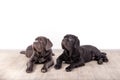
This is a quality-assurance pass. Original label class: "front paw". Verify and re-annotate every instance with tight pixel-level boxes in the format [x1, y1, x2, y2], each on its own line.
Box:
[54, 64, 61, 69]
[26, 67, 33, 73]
[65, 66, 72, 72]
[41, 67, 47, 73]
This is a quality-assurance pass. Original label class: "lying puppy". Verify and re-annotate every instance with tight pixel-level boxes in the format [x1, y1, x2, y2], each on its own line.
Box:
[20, 45, 33, 58]
[26, 36, 54, 73]
[54, 34, 108, 72]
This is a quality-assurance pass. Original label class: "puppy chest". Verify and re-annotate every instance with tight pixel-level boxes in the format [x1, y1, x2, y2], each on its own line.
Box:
[34, 54, 46, 63]
[38, 58, 46, 63]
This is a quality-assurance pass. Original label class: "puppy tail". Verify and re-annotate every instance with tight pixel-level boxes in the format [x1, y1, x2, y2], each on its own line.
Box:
[20, 51, 26, 54]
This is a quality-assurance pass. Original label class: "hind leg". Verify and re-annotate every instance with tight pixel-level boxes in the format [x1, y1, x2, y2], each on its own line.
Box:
[95, 52, 108, 64]
[101, 52, 109, 62]
[103, 56, 109, 62]
[93, 53, 104, 64]
[97, 58, 103, 64]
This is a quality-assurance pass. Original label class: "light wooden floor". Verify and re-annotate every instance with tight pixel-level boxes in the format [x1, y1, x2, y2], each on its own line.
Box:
[0, 49, 120, 80]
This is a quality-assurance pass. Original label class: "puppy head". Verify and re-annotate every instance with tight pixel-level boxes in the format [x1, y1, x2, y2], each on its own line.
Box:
[62, 34, 80, 50]
[33, 36, 53, 52]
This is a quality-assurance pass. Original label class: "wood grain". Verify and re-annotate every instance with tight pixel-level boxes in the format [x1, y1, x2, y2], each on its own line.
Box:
[0, 49, 120, 80]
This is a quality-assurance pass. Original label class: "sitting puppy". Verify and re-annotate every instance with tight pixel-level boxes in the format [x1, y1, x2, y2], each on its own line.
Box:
[54, 34, 108, 72]
[20, 45, 33, 58]
[26, 36, 54, 73]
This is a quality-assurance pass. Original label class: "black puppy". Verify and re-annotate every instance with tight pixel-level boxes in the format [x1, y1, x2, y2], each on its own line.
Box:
[54, 34, 108, 72]
[26, 36, 54, 73]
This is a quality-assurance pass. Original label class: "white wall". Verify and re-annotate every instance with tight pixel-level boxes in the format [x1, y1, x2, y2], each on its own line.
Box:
[0, 0, 120, 49]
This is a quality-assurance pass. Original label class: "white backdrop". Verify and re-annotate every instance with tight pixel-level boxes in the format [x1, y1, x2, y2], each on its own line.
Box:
[0, 0, 120, 49]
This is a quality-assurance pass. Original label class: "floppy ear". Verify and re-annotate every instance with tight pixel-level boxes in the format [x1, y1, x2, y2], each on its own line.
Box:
[74, 37, 80, 48]
[61, 43, 64, 49]
[45, 39, 53, 50]
[61, 40, 65, 49]
[26, 50, 33, 58]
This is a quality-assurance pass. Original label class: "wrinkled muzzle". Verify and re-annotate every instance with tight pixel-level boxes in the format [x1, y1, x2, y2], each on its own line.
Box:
[33, 42, 44, 52]
[62, 39, 73, 51]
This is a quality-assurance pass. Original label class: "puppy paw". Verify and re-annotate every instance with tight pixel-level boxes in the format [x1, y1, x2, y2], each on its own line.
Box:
[103, 58, 109, 62]
[26, 68, 33, 73]
[54, 64, 61, 69]
[41, 67, 47, 73]
[97, 59, 103, 64]
[65, 66, 72, 72]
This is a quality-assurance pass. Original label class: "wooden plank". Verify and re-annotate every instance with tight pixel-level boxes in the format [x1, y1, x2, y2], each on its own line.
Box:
[0, 49, 120, 80]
